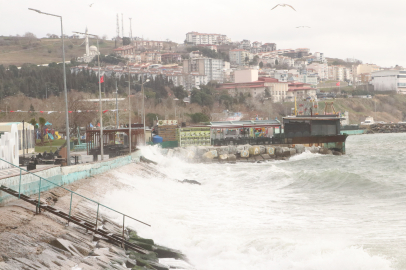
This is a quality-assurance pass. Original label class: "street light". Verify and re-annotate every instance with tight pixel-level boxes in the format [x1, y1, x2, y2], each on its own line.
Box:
[73, 31, 104, 160]
[29, 8, 71, 165]
[141, 76, 150, 145]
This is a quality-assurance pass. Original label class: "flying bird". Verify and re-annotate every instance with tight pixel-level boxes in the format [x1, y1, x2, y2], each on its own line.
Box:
[89, 3, 94, 7]
[271, 4, 296, 11]
[296, 26, 311, 28]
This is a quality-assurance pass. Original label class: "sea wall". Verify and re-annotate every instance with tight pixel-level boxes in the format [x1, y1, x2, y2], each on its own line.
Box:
[367, 123, 406, 134]
[0, 151, 143, 206]
[162, 144, 342, 164]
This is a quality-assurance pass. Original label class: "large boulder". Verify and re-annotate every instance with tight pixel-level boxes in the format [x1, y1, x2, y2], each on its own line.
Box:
[289, 148, 296, 156]
[219, 154, 228, 161]
[228, 145, 238, 155]
[202, 150, 217, 159]
[248, 146, 260, 156]
[217, 146, 229, 156]
[294, 144, 305, 154]
[305, 146, 319, 154]
[319, 148, 332, 155]
[197, 146, 209, 156]
[227, 154, 237, 162]
[275, 147, 291, 157]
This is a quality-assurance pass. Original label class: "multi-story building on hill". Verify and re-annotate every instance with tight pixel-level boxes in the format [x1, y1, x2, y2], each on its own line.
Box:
[185, 32, 230, 45]
[229, 49, 251, 66]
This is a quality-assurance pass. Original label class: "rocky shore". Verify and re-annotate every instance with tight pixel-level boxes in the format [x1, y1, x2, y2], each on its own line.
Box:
[161, 144, 342, 164]
[0, 163, 193, 270]
[367, 123, 406, 134]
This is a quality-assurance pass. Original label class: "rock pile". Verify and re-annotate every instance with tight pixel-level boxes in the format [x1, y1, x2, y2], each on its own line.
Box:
[164, 144, 341, 163]
[368, 123, 406, 134]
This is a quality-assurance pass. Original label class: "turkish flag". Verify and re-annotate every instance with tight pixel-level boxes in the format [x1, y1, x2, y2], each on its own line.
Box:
[100, 75, 104, 83]
[68, 111, 73, 113]
[336, 82, 340, 86]
[103, 110, 108, 113]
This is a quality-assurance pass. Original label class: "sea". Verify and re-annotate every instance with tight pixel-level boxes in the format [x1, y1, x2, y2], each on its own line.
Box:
[102, 133, 406, 270]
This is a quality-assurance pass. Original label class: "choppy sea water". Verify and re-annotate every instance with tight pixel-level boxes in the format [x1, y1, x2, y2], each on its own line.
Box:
[103, 133, 406, 270]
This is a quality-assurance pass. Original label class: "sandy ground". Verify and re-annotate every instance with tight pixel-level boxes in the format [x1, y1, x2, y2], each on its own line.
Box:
[0, 162, 149, 270]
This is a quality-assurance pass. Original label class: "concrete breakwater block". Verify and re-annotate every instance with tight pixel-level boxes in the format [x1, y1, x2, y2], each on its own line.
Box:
[240, 149, 249, 158]
[254, 155, 264, 161]
[217, 146, 229, 155]
[259, 145, 266, 154]
[248, 146, 260, 156]
[275, 147, 290, 157]
[197, 146, 209, 156]
[266, 146, 275, 156]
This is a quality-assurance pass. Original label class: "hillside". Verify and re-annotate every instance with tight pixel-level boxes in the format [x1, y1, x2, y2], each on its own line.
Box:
[0, 36, 116, 67]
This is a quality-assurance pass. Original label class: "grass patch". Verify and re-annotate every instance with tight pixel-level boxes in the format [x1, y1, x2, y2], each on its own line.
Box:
[35, 139, 66, 153]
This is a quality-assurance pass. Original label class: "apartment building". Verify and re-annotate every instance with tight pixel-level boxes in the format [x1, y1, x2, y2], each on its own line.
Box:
[183, 58, 224, 83]
[371, 70, 406, 94]
[140, 51, 161, 63]
[307, 62, 328, 80]
[185, 32, 230, 45]
[229, 49, 251, 66]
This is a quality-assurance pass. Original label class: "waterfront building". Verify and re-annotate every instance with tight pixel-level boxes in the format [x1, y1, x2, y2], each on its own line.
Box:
[371, 70, 406, 94]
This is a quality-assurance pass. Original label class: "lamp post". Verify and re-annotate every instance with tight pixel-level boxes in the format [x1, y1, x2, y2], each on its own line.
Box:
[136, 76, 150, 145]
[73, 31, 104, 160]
[29, 8, 71, 165]
[128, 62, 131, 154]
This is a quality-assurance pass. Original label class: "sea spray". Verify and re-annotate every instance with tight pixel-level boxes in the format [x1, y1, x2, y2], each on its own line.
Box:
[102, 134, 406, 269]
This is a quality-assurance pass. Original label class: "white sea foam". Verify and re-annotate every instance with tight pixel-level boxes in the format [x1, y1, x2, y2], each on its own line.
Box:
[102, 135, 405, 269]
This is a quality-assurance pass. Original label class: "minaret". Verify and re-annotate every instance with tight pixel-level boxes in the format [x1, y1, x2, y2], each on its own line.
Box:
[85, 27, 90, 57]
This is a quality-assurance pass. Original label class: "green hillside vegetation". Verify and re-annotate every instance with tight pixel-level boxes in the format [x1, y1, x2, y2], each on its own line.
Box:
[0, 35, 116, 67]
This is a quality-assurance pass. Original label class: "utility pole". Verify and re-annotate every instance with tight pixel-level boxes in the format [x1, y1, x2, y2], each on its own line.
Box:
[116, 14, 120, 48]
[116, 81, 119, 129]
[128, 62, 132, 154]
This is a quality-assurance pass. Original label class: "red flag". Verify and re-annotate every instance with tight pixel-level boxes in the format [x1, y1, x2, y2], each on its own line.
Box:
[103, 110, 108, 113]
[40, 111, 44, 113]
[100, 75, 104, 83]
[97, 123, 100, 127]
[68, 111, 73, 113]
[336, 82, 340, 86]
[9, 110, 14, 113]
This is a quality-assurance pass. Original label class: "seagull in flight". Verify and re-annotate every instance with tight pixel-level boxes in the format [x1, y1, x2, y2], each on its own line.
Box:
[89, 3, 94, 7]
[296, 26, 311, 28]
[271, 4, 296, 11]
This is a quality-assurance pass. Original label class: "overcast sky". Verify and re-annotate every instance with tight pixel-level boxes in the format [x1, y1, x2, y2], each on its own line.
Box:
[2, 0, 406, 67]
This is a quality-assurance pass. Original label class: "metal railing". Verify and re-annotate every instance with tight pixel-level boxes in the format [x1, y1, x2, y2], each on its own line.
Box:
[0, 158, 150, 236]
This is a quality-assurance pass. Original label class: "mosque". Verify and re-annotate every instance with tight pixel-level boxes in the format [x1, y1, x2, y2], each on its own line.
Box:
[77, 28, 100, 63]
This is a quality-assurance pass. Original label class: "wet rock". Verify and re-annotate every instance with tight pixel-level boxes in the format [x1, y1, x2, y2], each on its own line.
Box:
[227, 154, 237, 163]
[228, 145, 238, 155]
[319, 148, 332, 155]
[295, 144, 305, 154]
[179, 179, 201, 185]
[261, 154, 271, 160]
[254, 155, 264, 161]
[217, 146, 229, 156]
[333, 151, 342, 156]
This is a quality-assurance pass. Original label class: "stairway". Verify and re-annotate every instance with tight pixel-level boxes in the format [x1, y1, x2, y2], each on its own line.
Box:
[0, 185, 150, 255]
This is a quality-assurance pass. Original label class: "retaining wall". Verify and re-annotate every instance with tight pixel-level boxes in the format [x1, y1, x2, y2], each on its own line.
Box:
[0, 151, 142, 206]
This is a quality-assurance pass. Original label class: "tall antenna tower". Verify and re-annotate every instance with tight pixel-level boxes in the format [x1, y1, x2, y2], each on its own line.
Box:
[116, 14, 120, 48]
[116, 14, 120, 38]
[121, 13, 124, 38]
[129, 18, 133, 40]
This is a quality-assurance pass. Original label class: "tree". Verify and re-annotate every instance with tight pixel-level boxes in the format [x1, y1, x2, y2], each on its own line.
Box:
[245, 56, 249, 65]
[123, 37, 131, 46]
[259, 61, 264, 69]
[275, 59, 279, 65]
[39, 117, 46, 144]
[172, 86, 188, 100]
[188, 112, 210, 123]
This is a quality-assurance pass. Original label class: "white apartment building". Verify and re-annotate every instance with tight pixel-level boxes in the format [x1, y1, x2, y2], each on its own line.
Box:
[185, 32, 230, 45]
[183, 58, 224, 83]
[229, 49, 251, 66]
[307, 62, 328, 80]
[371, 70, 406, 94]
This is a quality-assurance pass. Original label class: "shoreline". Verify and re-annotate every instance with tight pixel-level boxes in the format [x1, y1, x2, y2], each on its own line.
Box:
[0, 162, 193, 270]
